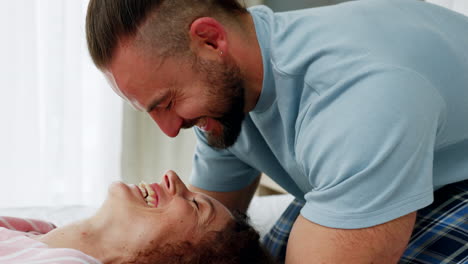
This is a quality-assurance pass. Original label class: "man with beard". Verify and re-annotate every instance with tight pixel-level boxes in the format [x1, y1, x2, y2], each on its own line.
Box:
[86, 0, 468, 263]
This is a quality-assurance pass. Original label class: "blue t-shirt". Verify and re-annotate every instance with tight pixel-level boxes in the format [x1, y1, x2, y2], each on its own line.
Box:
[190, 0, 468, 229]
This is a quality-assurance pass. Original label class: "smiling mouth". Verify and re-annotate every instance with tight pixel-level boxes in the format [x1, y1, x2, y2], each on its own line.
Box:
[196, 117, 217, 132]
[138, 182, 158, 207]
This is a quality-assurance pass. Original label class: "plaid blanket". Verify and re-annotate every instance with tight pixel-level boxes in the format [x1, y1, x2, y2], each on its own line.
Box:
[262, 180, 468, 263]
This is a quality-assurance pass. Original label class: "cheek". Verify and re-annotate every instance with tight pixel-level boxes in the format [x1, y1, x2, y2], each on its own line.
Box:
[158, 206, 199, 236]
[177, 97, 211, 119]
[131, 202, 200, 250]
[136, 218, 193, 249]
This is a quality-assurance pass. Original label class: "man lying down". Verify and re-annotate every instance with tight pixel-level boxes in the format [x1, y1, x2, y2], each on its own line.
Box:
[0, 171, 274, 264]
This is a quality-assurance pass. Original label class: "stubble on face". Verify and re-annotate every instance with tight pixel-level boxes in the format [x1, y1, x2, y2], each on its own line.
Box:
[193, 57, 246, 149]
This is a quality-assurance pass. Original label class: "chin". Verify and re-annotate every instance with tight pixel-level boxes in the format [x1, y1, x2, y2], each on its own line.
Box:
[103, 182, 137, 209]
[107, 181, 128, 199]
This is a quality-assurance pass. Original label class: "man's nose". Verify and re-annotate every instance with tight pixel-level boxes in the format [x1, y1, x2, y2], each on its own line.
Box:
[149, 110, 183, 137]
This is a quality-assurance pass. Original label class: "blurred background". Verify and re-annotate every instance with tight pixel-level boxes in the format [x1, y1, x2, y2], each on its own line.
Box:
[1, 0, 466, 208]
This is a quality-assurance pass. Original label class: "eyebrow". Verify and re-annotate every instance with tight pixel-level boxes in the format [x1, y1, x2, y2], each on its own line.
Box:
[146, 92, 170, 113]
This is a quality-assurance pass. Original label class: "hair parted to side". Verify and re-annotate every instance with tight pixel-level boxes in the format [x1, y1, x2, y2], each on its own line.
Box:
[86, 0, 248, 70]
[126, 211, 276, 264]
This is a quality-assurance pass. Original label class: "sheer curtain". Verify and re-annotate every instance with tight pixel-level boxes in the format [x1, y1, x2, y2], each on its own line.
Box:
[0, 0, 122, 208]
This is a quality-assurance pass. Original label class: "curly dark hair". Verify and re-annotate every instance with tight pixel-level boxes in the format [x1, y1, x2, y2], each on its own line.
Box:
[124, 211, 276, 264]
[86, 0, 248, 70]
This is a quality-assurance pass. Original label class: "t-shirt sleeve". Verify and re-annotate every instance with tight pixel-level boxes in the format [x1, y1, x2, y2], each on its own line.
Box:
[296, 68, 446, 229]
[190, 128, 260, 192]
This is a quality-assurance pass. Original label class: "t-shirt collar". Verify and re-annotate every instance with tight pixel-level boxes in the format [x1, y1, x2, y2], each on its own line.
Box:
[249, 6, 276, 114]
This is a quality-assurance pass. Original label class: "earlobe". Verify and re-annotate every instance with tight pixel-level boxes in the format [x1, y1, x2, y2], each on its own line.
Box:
[189, 17, 227, 56]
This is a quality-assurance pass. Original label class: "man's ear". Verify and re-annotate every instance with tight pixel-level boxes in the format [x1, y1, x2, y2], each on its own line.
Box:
[189, 17, 227, 59]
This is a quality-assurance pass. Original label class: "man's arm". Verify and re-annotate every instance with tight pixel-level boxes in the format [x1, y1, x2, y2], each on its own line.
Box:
[189, 174, 261, 213]
[286, 212, 416, 263]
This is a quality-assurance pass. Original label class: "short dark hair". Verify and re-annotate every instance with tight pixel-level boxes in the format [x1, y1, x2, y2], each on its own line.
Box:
[126, 211, 276, 264]
[86, 0, 247, 70]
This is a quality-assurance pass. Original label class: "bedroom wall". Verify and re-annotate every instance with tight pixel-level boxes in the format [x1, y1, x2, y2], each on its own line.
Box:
[426, 0, 468, 14]
[263, 0, 351, 11]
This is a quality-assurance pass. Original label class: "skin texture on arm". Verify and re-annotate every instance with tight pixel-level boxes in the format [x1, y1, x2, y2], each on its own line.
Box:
[189, 174, 261, 213]
[286, 212, 417, 264]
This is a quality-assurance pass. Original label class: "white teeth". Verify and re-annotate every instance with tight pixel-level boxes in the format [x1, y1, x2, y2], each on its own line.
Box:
[196, 118, 207, 130]
[138, 181, 157, 207]
[146, 195, 156, 202]
[138, 183, 148, 198]
[144, 183, 155, 196]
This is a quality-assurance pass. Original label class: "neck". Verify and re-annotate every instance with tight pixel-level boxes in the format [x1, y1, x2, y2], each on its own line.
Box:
[36, 217, 123, 263]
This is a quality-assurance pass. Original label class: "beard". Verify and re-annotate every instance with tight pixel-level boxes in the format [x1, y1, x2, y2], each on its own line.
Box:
[193, 57, 246, 149]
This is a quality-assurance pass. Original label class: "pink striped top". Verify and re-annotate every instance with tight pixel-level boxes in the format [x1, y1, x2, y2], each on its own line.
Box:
[0, 216, 101, 264]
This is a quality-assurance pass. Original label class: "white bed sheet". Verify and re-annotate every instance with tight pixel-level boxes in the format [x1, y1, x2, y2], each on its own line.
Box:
[0, 194, 294, 239]
[247, 194, 294, 238]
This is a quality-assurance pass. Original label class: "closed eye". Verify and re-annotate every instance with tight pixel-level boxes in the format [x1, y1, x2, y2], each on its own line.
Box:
[192, 198, 199, 209]
[165, 100, 173, 110]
